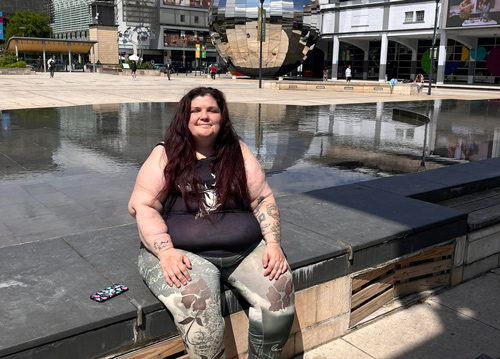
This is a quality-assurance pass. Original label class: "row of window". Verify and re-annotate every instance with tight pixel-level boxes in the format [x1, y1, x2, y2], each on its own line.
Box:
[179, 14, 199, 23]
[405, 10, 425, 23]
[54, 30, 89, 39]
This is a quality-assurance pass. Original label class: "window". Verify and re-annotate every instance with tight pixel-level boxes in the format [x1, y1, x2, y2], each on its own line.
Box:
[180, 14, 185, 22]
[194, 15, 199, 23]
[416, 10, 424, 22]
[405, 11, 413, 23]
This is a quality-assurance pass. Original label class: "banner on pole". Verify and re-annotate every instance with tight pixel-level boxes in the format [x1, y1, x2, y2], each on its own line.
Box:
[0, 12, 3, 41]
[257, 8, 266, 42]
[195, 44, 200, 58]
[201, 45, 206, 58]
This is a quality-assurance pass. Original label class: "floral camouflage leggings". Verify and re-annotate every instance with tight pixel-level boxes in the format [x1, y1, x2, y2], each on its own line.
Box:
[138, 240, 295, 359]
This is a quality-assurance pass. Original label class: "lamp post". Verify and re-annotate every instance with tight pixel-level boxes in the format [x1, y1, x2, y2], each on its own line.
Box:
[258, 0, 264, 89]
[427, 0, 440, 96]
[95, 12, 100, 64]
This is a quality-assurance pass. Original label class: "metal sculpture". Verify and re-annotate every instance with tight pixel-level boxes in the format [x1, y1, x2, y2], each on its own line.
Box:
[209, 0, 320, 77]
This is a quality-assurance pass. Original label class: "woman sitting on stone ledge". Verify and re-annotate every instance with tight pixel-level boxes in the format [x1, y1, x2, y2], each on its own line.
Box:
[128, 87, 295, 359]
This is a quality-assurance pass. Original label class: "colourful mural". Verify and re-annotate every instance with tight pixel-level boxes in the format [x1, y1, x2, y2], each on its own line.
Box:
[421, 45, 500, 77]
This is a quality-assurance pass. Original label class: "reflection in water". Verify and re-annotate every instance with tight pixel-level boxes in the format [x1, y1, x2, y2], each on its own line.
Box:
[1, 100, 500, 195]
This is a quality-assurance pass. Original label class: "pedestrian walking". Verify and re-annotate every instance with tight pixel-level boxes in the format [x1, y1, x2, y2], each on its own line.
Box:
[345, 65, 352, 82]
[37, 56, 42, 72]
[211, 64, 217, 80]
[47, 57, 55, 78]
[166, 61, 172, 80]
[131, 61, 137, 80]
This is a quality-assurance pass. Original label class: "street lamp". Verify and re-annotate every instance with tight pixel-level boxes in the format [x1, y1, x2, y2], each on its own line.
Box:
[258, 0, 264, 89]
[95, 12, 100, 63]
[427, 0, 440, 96]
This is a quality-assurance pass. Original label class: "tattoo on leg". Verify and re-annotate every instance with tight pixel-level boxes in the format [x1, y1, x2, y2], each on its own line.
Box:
[154, 239, 170, 252]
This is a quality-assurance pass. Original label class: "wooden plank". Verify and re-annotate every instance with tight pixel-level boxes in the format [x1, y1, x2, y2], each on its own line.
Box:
[394, 274, 450, 297]
[351, 273, 394, 309]
[352, 263, 394, 292]
[398, 245, 454, 266]
[394, 259, 452, 282]
[398, 261, 410, 284]
[116, 336, 185, 359]
[349, 288, 394, 327]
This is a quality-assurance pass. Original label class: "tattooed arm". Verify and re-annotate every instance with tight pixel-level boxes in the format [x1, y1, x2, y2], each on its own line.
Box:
[241, 141, 287, 280]
[128, 145, 192, 288]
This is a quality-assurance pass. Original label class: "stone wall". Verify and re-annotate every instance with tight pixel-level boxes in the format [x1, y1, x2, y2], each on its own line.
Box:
[89, 25, 119, 65]
[0, 67, 33, 75]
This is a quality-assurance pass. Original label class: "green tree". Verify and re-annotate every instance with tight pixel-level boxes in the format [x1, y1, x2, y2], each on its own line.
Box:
[4, 9, 52, 41]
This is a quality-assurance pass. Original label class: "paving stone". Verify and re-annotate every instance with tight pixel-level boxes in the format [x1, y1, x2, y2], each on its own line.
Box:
[20, 183, 59, 196]
[342, 300, 500, 359]
[5, 214, 71, 241]
[303, 338, 373, 359]
[359, 175, 447, 198]
[445, 161, 500, 181]
[61, 225, 161, 312]
[0, 239, 136, 357]
[277, 191, 412, 251]
[280, 221, 348, 269]
[0, 200, 53, 221]
[430, 272, 500, 331]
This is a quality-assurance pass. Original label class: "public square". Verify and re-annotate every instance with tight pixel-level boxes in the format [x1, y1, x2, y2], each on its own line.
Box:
[1, 72, 500, 359]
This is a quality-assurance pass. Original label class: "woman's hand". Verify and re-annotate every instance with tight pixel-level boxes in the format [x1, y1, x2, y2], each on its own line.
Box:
[262, 242, 288, 280]
[157, 248, 192, 288]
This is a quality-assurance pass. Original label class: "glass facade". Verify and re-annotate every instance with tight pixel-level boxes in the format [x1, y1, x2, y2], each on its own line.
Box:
[0, 0, 51, 17]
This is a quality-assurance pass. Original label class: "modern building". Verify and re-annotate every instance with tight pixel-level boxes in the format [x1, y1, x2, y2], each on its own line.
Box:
[0, 0, 51, 17]
[48, 0, 117, 64]
[312, 0, 500, 84]
[117, 0, 217, 69]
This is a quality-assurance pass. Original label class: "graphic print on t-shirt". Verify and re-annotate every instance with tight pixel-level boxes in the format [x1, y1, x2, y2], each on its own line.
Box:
[195, 173, 219, 219]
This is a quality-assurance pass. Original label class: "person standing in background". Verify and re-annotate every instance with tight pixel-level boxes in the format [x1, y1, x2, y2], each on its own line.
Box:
[47, 57, 55, 78]
[166, 61, 172, 80]
[345, 65, 352, 82]
[131, 61, 137, 80]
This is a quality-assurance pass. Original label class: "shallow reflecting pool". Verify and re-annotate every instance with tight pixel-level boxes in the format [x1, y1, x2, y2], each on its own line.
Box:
[2, 99, 500, 196]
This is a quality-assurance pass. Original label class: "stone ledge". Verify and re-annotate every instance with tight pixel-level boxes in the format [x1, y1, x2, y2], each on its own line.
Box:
[264, 80, 419, 95]
[8, 159, 500, 358]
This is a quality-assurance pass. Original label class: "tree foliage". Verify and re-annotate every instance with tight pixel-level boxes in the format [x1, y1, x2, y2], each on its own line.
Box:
[4, 9, 52, 41]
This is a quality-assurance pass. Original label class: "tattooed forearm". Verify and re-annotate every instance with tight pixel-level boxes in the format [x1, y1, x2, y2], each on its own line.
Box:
[253, 196, 281, 244]
[253, 196, 266, 215]
[266, 203, 280, 221]
[270, 223, 281, 243]
[154, 238, 171, 252]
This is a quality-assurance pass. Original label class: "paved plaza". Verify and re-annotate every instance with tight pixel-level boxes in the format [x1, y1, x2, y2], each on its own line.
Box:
[1, 71, 500, 111]
[1, 72, 500, 359]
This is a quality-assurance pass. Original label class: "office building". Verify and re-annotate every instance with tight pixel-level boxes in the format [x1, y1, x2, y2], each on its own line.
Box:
[313, 0, 500, 84]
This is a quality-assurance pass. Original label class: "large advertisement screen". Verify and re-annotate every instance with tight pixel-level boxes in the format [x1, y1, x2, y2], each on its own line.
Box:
[163, 0, 210, 8]
[447, 0, 500, 27]
[163, 30, 213, 48]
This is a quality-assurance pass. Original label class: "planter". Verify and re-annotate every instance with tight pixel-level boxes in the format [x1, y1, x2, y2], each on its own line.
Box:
[0, 67, 33, 75]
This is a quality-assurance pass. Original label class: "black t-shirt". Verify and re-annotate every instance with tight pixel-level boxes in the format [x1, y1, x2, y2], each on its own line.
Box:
[161, 154, 262, 257]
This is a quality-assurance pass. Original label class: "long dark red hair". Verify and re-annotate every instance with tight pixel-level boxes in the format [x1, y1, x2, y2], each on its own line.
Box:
[158, 87, 250, 215]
